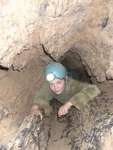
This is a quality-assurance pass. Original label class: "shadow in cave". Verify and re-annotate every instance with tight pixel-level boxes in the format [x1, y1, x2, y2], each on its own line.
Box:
[0, 65, 8, 71]
[41, 45, 91, 83]
[60, 48, 91, 83]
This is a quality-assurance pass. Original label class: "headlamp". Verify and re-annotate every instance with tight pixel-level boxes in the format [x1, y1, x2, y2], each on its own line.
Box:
[46, 73, 55, 82]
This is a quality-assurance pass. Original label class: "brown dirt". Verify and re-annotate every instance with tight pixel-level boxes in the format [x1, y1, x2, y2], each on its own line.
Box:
[48, 115, 71, 150]
[0, 57, 45, 146]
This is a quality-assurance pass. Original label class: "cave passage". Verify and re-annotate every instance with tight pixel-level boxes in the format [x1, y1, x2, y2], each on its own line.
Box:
[0, 0, 113, 149]
[60, 48, 91, 83]
[0, 47, 113, 150]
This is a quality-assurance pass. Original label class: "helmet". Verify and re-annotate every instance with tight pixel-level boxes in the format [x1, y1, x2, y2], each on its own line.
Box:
[45, 62, 67, 82]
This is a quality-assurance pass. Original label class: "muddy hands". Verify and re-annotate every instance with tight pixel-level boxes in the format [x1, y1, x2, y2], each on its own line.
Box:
[58, 101, 73, 117]
[30, 104, 44, 120]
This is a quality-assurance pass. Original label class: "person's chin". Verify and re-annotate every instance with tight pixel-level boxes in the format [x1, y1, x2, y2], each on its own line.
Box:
[55, 89, 64, 94]
[55, 91, 62, 95]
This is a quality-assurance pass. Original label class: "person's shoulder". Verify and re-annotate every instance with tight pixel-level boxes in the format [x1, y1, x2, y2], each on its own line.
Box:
[66, 77, 80, 90]
[67, 77, 81, 84]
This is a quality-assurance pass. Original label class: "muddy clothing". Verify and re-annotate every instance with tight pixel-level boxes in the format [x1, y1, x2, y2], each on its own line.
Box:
[33, 78, 100, 115]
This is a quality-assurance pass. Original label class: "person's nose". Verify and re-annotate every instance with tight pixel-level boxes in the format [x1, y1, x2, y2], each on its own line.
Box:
[54, 84, 59, 91]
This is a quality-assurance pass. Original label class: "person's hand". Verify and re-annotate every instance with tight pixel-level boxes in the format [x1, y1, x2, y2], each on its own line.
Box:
[58, 101, 73, 117]
[30, 104, 43, 120]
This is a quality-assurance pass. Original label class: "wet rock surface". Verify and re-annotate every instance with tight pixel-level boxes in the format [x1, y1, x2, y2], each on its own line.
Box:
[0, 115, 50, 150]
[12, 116, 50, 150]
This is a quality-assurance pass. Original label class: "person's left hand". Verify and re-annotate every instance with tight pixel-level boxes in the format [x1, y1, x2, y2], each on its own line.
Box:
[58, 101, 73, 117]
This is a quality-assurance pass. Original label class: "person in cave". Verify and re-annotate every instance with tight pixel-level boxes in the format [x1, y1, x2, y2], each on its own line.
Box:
[30, 62, 101, 119]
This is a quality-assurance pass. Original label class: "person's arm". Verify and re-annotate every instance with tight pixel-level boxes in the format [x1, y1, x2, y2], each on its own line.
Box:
[32, 81, 53, 116]
[69, 82, 101, 110]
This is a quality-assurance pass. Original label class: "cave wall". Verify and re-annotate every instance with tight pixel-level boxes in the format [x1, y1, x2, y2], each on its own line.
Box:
[0, 0, 113, 82]
[0, 0, 113, 148]
[0, 48, 45, 146]
[43, 0, 113, 82]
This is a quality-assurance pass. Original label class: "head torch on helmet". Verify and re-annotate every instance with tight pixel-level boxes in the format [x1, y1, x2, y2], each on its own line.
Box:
[46, 73, 55, 82]
[45, 62, 67, 82]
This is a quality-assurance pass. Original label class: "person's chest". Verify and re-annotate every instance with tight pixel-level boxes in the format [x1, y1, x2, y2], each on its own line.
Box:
[51, 84, 75, 103]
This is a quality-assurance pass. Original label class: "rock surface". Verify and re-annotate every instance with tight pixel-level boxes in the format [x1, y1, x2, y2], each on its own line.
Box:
[0, 47, 46, 148]
[0, 0, 113, 150]
[0, 0, 113, 81]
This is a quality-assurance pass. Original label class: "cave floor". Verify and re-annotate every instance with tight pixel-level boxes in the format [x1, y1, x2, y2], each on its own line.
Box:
[48, 114, 71, 150]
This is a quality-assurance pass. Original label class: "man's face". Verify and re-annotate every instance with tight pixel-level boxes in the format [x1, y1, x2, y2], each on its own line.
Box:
[49, 78, 65, 94]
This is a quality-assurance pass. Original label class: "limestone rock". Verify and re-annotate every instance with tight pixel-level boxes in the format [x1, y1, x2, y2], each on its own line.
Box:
[0, 115, 50, 150]
[0, 0, 113, 81]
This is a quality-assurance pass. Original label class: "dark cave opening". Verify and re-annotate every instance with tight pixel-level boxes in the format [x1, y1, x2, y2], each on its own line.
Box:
[41, 45, 91, 83]
[59, 48, 91, 83]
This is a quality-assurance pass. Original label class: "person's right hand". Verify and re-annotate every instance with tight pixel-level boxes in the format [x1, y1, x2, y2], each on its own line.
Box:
[30, 104, 43, 120]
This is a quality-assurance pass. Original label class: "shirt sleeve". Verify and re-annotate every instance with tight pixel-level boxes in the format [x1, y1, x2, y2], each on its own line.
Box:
[69, 81, 101, 110]
[33, 81, 53, 115]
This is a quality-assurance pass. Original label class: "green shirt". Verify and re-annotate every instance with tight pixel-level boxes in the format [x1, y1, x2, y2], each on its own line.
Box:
[33, 77, 101, 115]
